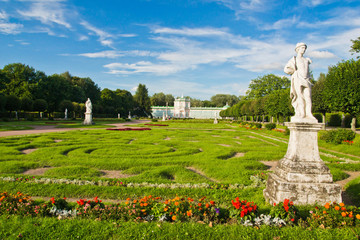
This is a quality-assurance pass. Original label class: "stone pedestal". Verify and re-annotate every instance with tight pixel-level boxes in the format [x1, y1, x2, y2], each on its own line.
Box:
[263, 122, 342, 205]
[83, 112, 93, 125]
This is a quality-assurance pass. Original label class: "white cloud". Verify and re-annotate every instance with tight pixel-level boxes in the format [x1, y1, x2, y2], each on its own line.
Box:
[153, 27, 229, 37]
[78, 50, 157, 59]
[104, 61, 184, 75]
[17, 1, 71, 28]
[0, 10, 23, 34]
[80, 21, 114, 48]
[79, 51, 124, 59]
[209, 0, 274, 17]
[79, 35, 89, 41]
[261, 16, 299, 30]
[307, 50, 336, 59]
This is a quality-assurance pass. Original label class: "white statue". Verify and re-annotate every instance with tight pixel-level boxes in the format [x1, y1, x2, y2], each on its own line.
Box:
[284, 43, 317, 122]
[85, 98, 92, 114]
[65, 108, 68, 120]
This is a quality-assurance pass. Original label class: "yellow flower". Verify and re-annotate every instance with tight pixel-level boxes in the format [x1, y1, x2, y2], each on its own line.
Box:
[172, 215, 176, 221]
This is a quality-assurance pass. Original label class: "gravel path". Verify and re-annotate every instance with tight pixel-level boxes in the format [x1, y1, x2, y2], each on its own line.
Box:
[0, 120, 150, 137]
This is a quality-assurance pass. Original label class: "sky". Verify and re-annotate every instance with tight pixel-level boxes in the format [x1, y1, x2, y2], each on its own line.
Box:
[1, 0, 360, 100]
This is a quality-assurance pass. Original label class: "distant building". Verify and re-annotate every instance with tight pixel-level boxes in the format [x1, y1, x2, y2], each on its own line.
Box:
[151, 96, 230, 119]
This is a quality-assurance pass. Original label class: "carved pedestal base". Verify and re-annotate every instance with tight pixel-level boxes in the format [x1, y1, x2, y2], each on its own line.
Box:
[263, 122, 342, 205]
[83, 113, 93, 125]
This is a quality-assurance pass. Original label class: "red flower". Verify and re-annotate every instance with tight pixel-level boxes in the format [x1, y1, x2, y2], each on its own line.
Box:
[50, 197, 55, 204]
[291, 218, 295, 222]
[240, 211, 245, 218]
[284, 206, 289, 212]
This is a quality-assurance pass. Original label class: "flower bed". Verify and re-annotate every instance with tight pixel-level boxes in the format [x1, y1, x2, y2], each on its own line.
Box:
[106, 128, 151, 131]
[0, 175, 265, 190]
[2, 192, 360, 228]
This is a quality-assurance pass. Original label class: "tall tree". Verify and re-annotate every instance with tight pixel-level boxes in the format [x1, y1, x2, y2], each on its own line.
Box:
[133, 84, 151, 117]
[350, 37, 360, 59]
[165, 94, 175, 106]
[312, 73, 330, 125]
[210, 94, 239, 107]
[33, 99, 47, 117]
[246, 74, 290, 100]
[323, 59, 360, 131]
[265, 89, 293, 124]
[1, 63, 46, 99]
[150, 92, 166, 106]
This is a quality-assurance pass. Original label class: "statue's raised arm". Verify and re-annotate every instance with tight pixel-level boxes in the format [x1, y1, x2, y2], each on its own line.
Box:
[284, 43, 317, 123]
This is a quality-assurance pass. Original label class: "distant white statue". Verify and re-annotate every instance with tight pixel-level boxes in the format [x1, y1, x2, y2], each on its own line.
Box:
[83, 98, 93, 125]
[85, 98, 92, 114]
[65, 108, 68, 120]
[284, 43, 317, 122]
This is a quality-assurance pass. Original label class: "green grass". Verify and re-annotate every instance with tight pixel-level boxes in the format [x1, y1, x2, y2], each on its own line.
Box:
[1, 119, 360, 238]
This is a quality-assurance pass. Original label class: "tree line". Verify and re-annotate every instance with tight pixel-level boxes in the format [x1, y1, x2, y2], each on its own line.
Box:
[220, 37, 360, 132]
[0, 63, 240, 119]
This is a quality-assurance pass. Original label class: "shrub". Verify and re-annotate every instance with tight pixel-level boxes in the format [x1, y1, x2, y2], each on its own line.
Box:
[265, 123, 276, 130]
[328, 113, 342, 127]
[320, 129, 356, 144]
[344, 114, 352, 128]
[254, 123, 262, 129]
[313, 113, 322, 123]
[151, 119, 158, 122]
[284, 127, 290, 136]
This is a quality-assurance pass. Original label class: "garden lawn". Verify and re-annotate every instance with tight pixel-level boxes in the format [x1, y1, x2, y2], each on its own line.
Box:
[1, 120, 360, 238]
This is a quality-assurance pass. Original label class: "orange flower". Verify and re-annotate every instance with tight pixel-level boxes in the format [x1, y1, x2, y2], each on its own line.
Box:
[203, 213, 207, 216]
[334, 206, 340, 211]
[176, 208, 179, 212]
[356, 214, 360, 220]
[349, 213, 353, 218]
[341, 207, 346, 211]
[323, 211, 327, 214]
[19, 199, 23, 203]
[198, 203, 202, 207]
[205, 203, 210, 208]
[172, 215, 176, 221]
[140, 203, 144, 207]
[133, 200, 137, 204]
[125, 201, 129, 205]
[339, 203, 345, 207]
[164, 200, 169, 205]
[186, 210, 192, 217]
[143, 203, 148, 207]
[341, 212, 347, 217]
[210, 201, 215, 205]
[141, 209, 146, 212]
[163, 207, 168, 212]
[0, 196, 5, 201]
[324, 203, 330, 209]
[126, 198, 131, 201]
[174, 202, 179, 206]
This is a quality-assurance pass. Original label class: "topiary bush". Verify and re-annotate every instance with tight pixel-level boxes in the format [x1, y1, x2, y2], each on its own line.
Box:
[265, 123, 276, 130]
[328, 113, 341, 127]
[313, 113, 322, 123]
[320, 128, 356, 144]
[254, 123, 262, 129]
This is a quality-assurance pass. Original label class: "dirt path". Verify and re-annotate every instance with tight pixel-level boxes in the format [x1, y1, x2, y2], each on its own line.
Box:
[0, 120, 150, 137]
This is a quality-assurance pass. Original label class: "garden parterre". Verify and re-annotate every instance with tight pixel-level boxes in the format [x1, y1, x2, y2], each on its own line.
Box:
[1, 120, 360, 238]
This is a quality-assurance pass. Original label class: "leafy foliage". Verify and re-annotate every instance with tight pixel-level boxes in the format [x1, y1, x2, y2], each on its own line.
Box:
[320, 128, 356, 144]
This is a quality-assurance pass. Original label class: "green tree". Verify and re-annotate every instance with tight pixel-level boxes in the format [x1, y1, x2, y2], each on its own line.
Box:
[151, 92, 166, 106]
[312, 73, 330, 125]
[265, 89, 293, 124]
[210, 94, 239, 107]
[246, 74, 290, 99]
[165, 94, 175, 106]
[5, 95, 21, 117]
[59, 100, 74, 112]
[133, 84, 151, 117]
[20, 96, 33, 119]
[0, 94, 6, 112]
[1, 63, 46, 99]
[190, 98, 202, 107]
[36, 74, 73, 114]
[33, 99, 48, 117]
[350, 37, 360, 59]
[324, 59, 360, 131]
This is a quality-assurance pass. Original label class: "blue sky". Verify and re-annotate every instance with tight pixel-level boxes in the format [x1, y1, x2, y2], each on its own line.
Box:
[1, 0, 359, 100]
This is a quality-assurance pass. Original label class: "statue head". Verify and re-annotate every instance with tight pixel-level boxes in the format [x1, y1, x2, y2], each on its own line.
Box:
[295, 42, 307, 53]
